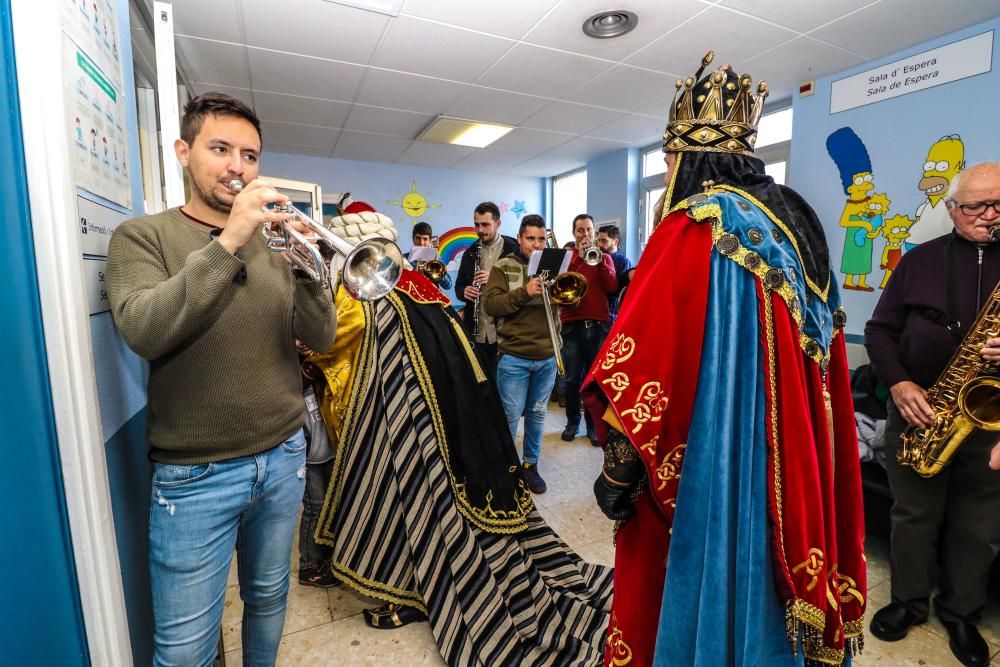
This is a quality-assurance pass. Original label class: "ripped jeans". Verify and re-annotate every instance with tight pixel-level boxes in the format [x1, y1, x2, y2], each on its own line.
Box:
[149, 429, 307, 667]
[496, 354, 558, 465]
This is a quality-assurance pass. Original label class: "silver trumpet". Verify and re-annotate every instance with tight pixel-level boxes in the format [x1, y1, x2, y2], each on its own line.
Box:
[229, 179, 403, 300]
[581, 243, 603, 266]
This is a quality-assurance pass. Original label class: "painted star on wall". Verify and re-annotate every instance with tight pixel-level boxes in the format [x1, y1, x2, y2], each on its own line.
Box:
[510, 200, 526, 219]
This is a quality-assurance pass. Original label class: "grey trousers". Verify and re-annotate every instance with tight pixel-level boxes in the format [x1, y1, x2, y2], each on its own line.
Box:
[884, 399, 1000, 622]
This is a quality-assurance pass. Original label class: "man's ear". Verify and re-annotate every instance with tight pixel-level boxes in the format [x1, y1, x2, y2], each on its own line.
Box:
[175, 138, 190, 168]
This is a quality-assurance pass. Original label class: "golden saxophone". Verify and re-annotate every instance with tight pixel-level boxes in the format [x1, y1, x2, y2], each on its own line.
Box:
[898, 271, 1000, 477]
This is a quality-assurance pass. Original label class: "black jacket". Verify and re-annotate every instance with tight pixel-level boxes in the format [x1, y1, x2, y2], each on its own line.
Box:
[865, 232, 1000, 389]
[455, 235, 518, 306]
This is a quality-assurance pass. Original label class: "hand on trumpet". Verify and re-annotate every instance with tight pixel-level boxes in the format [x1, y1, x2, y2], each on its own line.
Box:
[219, 179, 291, 254]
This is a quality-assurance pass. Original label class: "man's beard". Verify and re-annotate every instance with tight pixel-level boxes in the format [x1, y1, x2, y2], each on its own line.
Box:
[191, 176, 233, 214]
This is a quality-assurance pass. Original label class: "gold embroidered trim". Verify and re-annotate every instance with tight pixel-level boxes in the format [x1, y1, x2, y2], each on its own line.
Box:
[689, 202, 722, 222]
[600, 333, 636, 370]
[714, 184, 830, 303]
[663, 151, 683, 213]
[601, 371, 630, 402]
[606, 612, 633, 666]
[387, 293, 532, 534]
[711, 221, 830, 365]
[655, 444, 685, 491]
[329, 559, 426, 613]
[446, 312, 486, 383]
[314, 301, 377, 548]
[843, 618, 864, 638]
[763, 295, 788, 588]
[620, 381, 669, 434]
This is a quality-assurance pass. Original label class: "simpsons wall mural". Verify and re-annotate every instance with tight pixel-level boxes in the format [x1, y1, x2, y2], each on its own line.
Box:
[825, 128, 966, 292]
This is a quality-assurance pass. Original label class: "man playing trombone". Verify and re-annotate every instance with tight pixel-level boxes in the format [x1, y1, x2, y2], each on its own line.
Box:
[561, 213, 617, 446]
[410, 221, 452, 289]
[484, 214, 559, 494]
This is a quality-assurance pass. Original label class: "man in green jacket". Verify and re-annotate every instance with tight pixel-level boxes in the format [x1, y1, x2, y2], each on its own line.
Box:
[106, 93, 336, 667]
[484, 214, 557, 493]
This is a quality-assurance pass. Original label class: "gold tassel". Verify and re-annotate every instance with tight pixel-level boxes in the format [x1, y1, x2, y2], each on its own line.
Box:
[449, 316, 487, 384]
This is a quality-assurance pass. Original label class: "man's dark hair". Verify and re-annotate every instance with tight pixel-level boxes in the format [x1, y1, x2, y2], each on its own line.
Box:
[181, 93, 262, 145]
[572, 213, 594, 231]
[412, 222, 433, 239]
[599, 225, 621, 240]
[474, 202, 501, 220]
[519, 214, 545, 236]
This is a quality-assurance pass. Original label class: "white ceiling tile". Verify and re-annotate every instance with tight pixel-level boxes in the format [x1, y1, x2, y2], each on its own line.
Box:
[740, 36, 866, 104]
[328, 148, 396, 164]
[355, 69, 467, 114]
[260, 121, 341, 147]
[564, 65, 678, 111]
[444, 86, 552, 125]
[453, 148, 536, 173]
[345, 105, 434, 138]
[523, 0, 709, 62]
[400, 0, 562, 40]
[190, 83, 254, 104]
[175, 37, 251, 89]
[247, 48, 366, 101]
[585, 113, 663, 144]
[545, 135, 629, 161]
[263, 142, 334, 158]
[171, 0, 242, 42]
[476, 44, 614, 98]
[520, 101, 624, 135]
[252, 91, 352, 127]
[334, 130, 413, 158]
[396, 141, 477, 168]
[810, 0, 1000, 59]
[716, 0, 877, 33]
[488, 127, 572, 153]
[626, 6, 798, 72]
[633, 95, 672, 118]
[371, 16, 513, 82]
[241, 0, 389, 63]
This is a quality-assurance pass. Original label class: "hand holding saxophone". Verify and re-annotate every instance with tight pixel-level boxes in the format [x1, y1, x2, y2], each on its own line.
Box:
[891, 380, 936, 429]
[219, 179, 290, 254]
[980, 334, 1000, 363]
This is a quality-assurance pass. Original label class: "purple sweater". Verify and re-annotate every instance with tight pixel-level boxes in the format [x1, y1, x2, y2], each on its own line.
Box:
[864, 232, 1000, 389]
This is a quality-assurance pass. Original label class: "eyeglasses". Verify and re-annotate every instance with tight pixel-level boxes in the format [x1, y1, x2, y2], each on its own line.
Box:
[951, 200, 1000, 216]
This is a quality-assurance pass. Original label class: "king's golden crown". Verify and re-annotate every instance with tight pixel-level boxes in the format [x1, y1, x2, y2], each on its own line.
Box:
[662, 51, 769, 155]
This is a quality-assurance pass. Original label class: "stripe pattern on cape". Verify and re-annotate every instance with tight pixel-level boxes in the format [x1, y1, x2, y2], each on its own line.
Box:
[316, 296, 613, 666]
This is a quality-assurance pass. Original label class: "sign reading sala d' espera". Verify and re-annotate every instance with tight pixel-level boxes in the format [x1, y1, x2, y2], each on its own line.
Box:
[830, 30, 993, 114]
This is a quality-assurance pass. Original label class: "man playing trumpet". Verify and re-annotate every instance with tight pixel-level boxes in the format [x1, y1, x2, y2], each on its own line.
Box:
[561, 214, 617, 446]
[484, 214, 559, 494]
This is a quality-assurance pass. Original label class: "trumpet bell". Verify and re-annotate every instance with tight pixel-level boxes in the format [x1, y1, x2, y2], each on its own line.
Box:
[342, 239, 404, 300]
[582, 246, 603, 266]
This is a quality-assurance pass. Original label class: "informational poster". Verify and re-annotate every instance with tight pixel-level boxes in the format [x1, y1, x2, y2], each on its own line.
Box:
[61, 0, 131, 208]
[77, 195, 126, 315]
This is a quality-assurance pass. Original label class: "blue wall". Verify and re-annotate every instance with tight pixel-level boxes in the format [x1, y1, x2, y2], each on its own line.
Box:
[0, 0, 90, 662]
[790, 18, 1000, 338]
[262, 152, 544, 302]
[585, 147, 640, 263]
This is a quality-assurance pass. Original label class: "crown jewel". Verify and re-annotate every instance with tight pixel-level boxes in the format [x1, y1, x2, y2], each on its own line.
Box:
[662, 51, 769, 155]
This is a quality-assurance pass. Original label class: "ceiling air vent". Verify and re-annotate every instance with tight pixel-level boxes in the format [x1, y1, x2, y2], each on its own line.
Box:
[582, 10, 638, 39]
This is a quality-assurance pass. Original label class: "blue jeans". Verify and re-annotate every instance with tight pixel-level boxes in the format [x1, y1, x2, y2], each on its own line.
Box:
[562, 320, 610, 432]
[496, 354, 557, 465]
[149, 429, 307, 667]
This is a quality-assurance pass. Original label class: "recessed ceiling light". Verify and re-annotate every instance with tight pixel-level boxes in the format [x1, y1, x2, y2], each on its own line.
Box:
[582, 10, 638, 39]
[417, 117, 514, 149]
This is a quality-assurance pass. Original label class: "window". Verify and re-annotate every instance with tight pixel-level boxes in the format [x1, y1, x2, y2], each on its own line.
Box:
[639, 145, 668, 248]
[765, 161, 787, 185]
[756, 108, 793, 149]
[552, 169, 587, 247]
[642, 147, 666, 178]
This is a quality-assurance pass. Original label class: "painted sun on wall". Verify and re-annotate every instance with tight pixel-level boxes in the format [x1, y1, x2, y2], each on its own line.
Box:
[387, 181, 441, 222]
[826, 127, 964, 291]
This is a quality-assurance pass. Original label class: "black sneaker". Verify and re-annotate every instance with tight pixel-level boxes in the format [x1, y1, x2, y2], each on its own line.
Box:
[298, 561, 339, 588]
[561, 424, 579, 441]
[522, 463, 547, 494]
[587, 429, 602, 447]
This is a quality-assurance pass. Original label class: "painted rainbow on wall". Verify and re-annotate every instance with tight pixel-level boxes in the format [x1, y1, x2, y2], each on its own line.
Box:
[438, 227, 478, 264]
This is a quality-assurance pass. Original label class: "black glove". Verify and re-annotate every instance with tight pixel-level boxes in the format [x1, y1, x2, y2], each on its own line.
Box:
[593, 427, 642, 521]
[594, 474, 636, 521]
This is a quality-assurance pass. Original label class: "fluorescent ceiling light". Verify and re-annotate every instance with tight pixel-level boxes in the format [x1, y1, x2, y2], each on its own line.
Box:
[417, 116, 514, 149]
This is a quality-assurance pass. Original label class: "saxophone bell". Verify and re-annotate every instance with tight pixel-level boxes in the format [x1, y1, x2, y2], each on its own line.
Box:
[989, 225, 1000, 242]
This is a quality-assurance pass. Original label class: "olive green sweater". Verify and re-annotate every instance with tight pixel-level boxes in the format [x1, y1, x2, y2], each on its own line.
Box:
[483, 254, 558, 360]
[106, 208, 336, 464]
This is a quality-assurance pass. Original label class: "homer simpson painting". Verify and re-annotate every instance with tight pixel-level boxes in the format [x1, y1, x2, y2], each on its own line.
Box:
[827, 127, 883, 291]
[907, 135, 964, 247]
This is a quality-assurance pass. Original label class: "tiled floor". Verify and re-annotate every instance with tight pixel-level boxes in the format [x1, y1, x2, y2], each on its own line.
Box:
[222, 405, 1000, 666]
